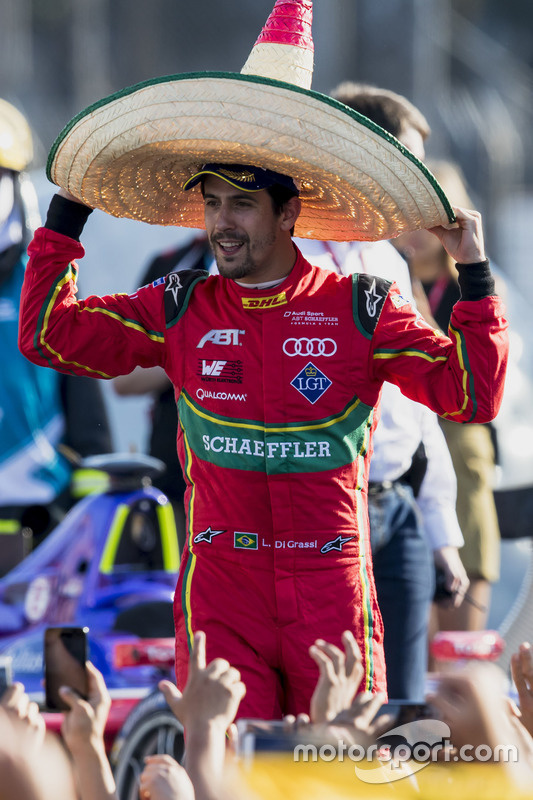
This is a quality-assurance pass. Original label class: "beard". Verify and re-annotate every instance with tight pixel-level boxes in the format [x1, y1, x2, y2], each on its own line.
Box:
[210, 229, 277, 281]
[214, 240, 253, 279]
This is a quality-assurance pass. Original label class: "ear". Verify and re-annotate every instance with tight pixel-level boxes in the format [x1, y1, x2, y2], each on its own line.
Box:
[279, 195, 302, 232]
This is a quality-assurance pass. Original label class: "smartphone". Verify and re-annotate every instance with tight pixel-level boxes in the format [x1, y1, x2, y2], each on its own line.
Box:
[236, 719, 296, 757]
[44, 626, 89, 712]
[374, 699, 433, 726]
[0, 655, 13, 698]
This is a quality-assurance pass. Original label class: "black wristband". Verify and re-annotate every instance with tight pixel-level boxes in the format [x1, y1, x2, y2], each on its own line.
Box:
[455, 259, 495, 301]
[45, 194, 93, 241]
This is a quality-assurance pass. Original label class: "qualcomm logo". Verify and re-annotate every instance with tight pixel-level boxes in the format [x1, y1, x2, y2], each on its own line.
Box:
[197, 329, 245, 348]
[283, 338, 337, 357]
[196, 388, 247, 402]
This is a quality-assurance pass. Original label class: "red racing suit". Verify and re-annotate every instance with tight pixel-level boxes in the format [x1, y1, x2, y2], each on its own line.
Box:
[19, 205, 508, 718]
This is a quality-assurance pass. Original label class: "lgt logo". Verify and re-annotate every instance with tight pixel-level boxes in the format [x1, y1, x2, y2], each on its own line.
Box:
[197, 329, 245, 348]
[291, 361, 332, 404]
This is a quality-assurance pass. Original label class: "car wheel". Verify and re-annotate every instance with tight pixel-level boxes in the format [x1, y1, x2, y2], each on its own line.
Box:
[110, 690, 184, 800]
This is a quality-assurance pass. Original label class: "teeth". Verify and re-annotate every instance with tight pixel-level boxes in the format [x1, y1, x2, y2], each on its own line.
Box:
[219, 241, 242, 247]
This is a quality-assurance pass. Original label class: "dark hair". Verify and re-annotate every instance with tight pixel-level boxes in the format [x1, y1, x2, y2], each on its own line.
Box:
[267, 184, 299, 235]
[330, 81, 431, 141]
[267, 183, 298, 212]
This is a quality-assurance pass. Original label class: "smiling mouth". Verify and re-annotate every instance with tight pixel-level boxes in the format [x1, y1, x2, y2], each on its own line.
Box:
[215, 239, 245, 256]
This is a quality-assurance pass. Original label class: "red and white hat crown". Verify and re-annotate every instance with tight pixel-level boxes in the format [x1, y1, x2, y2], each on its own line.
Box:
[47, 0, 455, 240]
[241, 0, 314, 90]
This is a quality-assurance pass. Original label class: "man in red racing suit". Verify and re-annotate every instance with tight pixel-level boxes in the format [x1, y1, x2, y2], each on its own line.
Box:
[18, 174, 508, 719]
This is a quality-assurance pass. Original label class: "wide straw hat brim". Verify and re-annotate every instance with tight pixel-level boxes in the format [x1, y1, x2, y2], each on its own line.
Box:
[47, 72, 454, 241]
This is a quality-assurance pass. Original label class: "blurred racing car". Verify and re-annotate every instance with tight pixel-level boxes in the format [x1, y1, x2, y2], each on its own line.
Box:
[0, 453, 180, 753]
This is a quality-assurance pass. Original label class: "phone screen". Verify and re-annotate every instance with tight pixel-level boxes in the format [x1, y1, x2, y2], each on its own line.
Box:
[44, 627, 89, 712]
[374, 700, 433, 726]
[236, 719, 297, 758]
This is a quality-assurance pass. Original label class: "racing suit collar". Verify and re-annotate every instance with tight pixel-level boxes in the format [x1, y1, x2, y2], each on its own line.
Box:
[227, 245, 312, 305]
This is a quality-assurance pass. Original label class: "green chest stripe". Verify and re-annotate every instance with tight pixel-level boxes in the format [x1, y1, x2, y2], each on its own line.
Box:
[177, 392, 373, 474]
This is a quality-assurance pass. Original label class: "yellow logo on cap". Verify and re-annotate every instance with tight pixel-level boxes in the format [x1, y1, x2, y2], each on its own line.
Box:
[219, 168, 256, 183]
[241, 292, 287, 310]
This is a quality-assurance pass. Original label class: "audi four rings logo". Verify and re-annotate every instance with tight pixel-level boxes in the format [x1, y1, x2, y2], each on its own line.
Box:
[283, 338, 338, 357]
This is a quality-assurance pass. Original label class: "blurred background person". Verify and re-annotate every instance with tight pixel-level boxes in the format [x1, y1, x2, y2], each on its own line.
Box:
[298, 82, 468, 702]
[395, 159, 502, 632]
[0, 99, 112, 576]
[113, 231, 212, 554]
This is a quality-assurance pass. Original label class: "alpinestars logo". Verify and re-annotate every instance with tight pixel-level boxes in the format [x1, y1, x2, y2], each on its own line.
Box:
[165, 272, 183, 304]
[193, 527, 225, 544]
[321, 535, 356, 554]
[365, 279, 383, 317]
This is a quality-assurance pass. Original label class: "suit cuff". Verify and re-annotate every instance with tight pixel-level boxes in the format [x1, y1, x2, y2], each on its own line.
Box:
[44, 194, 93, 241]
[456, 259, 495, 300]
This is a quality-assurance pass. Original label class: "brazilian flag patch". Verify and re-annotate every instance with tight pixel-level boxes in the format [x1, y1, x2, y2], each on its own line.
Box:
[234, 532, 258, 550]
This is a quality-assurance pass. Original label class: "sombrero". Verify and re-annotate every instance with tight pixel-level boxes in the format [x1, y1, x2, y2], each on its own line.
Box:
[46, 0, 454, 241]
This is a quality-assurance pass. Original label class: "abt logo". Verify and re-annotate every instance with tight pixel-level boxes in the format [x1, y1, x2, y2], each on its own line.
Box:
[201, 360, 227, 376]
[197, 329, 245, 348]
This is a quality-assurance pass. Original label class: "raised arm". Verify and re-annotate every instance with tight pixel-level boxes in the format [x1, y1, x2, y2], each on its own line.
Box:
[59, 662, 117, 800]
[369, 209, 507, 423]
[19, 194, 168, 380]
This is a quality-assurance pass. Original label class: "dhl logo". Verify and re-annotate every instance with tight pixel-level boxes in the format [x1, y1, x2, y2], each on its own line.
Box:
[241, 292, 287, 310]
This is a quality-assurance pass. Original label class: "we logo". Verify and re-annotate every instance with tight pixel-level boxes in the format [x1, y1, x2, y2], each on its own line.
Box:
[201, 360, 227, 376]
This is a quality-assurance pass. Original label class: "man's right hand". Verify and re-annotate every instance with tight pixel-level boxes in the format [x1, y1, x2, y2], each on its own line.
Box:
[57, 187, 94, 208]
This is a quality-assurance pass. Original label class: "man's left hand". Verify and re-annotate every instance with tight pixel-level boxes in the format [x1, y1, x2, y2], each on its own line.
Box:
[428, 207, 486, 264]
